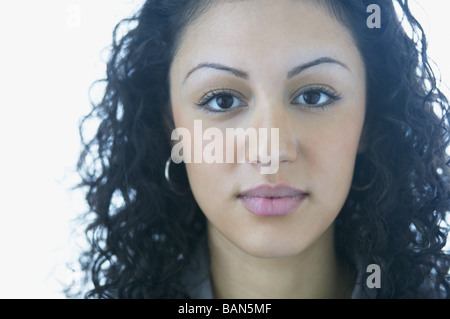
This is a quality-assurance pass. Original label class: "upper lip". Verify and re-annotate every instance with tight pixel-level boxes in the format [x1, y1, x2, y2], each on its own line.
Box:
[238, 183, 308, 198]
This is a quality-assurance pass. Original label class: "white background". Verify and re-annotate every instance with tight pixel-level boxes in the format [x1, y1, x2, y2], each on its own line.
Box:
[0, 0, 448, 298]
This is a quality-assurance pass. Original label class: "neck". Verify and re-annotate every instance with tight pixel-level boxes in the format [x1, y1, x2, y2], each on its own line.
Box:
[208, 223, 353, 299]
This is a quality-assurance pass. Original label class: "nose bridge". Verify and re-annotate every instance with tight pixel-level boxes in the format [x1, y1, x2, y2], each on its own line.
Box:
[249, 87, 288, 128]
[252, 93, 280, 128]
[248, 93, 298, 165]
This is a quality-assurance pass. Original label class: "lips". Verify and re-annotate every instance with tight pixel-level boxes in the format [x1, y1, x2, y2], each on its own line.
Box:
[238, 183, 308, 217]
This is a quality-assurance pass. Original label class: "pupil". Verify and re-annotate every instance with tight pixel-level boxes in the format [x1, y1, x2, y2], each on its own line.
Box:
[304, 92, 321, 104]
[217, 95, 234, 109]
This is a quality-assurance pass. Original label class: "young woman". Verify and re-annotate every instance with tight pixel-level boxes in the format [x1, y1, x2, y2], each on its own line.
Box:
[76, 0, 450, 298]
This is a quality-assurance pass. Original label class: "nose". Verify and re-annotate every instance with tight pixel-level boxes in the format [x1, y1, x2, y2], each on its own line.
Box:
[246, 97, 298, 169]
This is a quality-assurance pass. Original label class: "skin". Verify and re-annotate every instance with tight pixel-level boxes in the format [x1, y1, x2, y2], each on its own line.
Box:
[169, 0, 366, 298]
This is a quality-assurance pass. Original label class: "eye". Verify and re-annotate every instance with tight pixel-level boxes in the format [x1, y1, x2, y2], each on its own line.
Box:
[196, 90, 247, 113]
[297, 91, 329, 105]
[291, 86, 341, 109]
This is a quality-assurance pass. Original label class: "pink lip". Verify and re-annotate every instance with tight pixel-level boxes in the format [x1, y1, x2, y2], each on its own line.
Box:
[238, 183, 308, 217]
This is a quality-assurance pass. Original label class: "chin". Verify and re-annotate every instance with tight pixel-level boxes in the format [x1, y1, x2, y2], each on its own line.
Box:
[235, 235, 311, 259]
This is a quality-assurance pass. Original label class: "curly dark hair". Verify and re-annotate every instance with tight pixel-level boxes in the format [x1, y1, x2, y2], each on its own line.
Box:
[75, 0, 450, 298]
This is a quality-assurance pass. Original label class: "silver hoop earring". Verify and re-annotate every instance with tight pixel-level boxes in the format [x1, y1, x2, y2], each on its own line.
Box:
[164, 156, 173, 184]
[164, 156, 190, 195]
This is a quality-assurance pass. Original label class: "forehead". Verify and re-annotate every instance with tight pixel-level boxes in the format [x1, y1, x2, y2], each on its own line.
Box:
[171, 0, 362, 81]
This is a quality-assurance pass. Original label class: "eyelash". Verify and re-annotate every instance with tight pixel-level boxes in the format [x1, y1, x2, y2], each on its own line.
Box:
[195, 86, 342, 114]
[291, 86, 342, 111]
[195, 89, 246, 113]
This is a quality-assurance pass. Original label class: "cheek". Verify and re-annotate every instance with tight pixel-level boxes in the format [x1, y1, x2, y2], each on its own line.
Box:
[170, 97, 236, 219]
[185, 162, 235, 221]
[306, 114, 364, 198]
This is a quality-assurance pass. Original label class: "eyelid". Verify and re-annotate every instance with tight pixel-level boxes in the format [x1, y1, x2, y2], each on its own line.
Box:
[290, 85, 342, 108]
[196, 88, 248, 112]
[289, 85, 339, 100]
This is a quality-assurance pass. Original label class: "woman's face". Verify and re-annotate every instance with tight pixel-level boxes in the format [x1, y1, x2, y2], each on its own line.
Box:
[169, 0, 366, 258]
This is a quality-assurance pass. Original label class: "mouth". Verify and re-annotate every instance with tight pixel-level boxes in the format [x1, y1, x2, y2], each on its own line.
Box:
[237, 183, 308, 217]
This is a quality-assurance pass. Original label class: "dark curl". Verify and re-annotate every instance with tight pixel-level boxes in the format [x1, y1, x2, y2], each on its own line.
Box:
[75, 0, 450, 298]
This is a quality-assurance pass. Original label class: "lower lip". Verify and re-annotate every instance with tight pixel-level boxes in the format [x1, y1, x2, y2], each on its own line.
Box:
[239, 195, 307, 217]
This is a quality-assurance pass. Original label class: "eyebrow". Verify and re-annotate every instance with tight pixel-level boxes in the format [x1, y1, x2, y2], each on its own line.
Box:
[183, 57, 349, 83]
[287, 57, 349, 79]
[184, 63, 248, 83]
